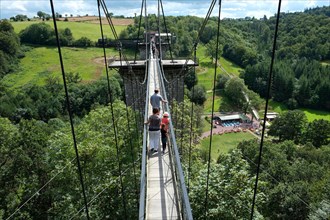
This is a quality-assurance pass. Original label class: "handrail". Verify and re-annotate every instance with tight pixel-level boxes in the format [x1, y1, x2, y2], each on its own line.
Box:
[157, 60, 193, 220]
[138, 47, 151, 220]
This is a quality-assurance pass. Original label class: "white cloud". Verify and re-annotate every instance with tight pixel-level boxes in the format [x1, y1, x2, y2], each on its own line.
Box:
[0, 0, 329, 19]
[306, 0, 317, 7]
[4, 1, 28, 11]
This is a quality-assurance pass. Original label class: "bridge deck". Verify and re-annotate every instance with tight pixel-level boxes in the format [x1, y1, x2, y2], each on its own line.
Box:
[146, 57, 179, 220]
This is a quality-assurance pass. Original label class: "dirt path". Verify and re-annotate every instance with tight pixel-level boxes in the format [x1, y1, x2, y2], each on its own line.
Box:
[92, 56, 116, 65]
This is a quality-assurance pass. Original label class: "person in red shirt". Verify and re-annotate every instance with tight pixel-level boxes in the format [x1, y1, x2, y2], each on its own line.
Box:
[161, 112, 170, 131]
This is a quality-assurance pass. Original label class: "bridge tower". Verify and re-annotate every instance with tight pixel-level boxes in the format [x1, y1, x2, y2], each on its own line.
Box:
[108, 32, 197, 113]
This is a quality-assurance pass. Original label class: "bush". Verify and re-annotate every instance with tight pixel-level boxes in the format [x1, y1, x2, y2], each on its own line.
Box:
[189, 85, 207, 105]
[19, 23, 54, 45]
[73, 37, 94, 47]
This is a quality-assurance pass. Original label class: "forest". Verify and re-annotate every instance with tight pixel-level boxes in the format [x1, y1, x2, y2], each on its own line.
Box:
[0, 5, 330, 219]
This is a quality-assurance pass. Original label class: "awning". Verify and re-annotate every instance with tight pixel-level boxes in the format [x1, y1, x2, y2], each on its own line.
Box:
[219, 114, 241, 121]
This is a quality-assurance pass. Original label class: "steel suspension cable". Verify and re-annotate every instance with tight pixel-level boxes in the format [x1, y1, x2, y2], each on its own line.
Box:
[241, 151, 311, 208]
[128, 68, 143, 171]
[6, 85, 148, 219]
[157, 0, 161, 59]
[178, 0, 217, 72]
[250, 0, 282, 219]
[180, 79, 185, 156]
[100, 0, 142, 84]
[97, 1, 127, 218]
[133, 0, 145, 63]
[100, 0, 118, 40]
[156, 0, 170, 83]
[197, 0, 217, 45]
[157, 57, 193, 220]
[187, 44, 197, 193]
[49, 1, 90, 219]
[99, 0, 145, 86]
[204, 0, 222, 218]
[159, 0, 174, 63]
[6, 158, 76, 219]
[69, 157, 141, 219]
[147, 0, 217, 93]
[120, 48, 140, 212]
[162, 0, 217, 88]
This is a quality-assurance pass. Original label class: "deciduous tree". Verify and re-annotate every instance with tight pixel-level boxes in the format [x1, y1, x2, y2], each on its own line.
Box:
[268, 110, 307, 143]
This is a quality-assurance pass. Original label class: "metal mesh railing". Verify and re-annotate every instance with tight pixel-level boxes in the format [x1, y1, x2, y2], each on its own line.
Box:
[157, 60, 193, 220]
[138, 48, 151, 220]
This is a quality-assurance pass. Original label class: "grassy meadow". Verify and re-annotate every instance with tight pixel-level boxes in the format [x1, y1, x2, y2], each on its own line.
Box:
[196, 45, 243, 113]
[268, 100, 330, 122]
[200, 132, 256, 160]
[196, 45, 243, 91]
[321, 60, 330, 66]
[2, 46, 118, 88]
[11, 20, 128, 41]
[3, 18, 131, 89]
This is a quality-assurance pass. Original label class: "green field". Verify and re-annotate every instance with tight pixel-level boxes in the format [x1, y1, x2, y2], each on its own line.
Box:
[202, 117, 211, 133]
[268, 100, 288, 113]
[204, 93, 221, 113]
[301, 108, 330, 121]
[268, 100, 330, 122]
[219, 56, 243, 76]
[196, 45, 243, 90]
[201, 132, 256, 161]
[196, 45, 243, 113]
[321, 60, 330, 66]
[196, 45, 218, 91]
[11, 20, 127, 41]
[2, 46, 118, 88]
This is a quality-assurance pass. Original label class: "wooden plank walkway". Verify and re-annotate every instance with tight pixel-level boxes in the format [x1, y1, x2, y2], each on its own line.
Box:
[146, 56, 179, 220]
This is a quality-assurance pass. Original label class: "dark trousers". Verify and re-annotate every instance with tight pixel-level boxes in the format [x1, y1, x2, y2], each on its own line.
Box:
[161, 137, 167, 151]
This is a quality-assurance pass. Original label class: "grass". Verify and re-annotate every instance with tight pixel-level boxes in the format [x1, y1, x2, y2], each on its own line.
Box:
[196, 44, 244, 113]
[197, 66, 216, 91]
[268, 100, 288, 113]
[219, 56, 243, 76]
[268, 100, 330, 122]
[200, 132, 256, 161]
[204, 93, 221, 113]
[2, 46, 118, 89]
[196, 45, 231, 91]
[301, 108, 330, 121]
[321, 60, 330, 66]
[196, 45, 217, 90]
[11, 20, 127, 41]
[202, 117, 211, 133]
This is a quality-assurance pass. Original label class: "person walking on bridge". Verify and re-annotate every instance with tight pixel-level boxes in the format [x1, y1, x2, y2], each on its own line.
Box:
[150, 89, 167, 111]
[145, 108, 161, 152]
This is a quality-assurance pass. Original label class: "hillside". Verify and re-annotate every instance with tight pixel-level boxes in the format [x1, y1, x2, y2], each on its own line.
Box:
[55, 16, 134, 25]
[10, 17, 133, 41]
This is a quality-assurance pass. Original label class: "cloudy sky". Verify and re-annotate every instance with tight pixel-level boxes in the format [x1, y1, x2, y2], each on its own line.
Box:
[1, 0, 329, 20]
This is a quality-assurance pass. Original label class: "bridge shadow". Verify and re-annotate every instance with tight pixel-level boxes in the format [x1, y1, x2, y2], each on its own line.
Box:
[148, 148, 177, 219]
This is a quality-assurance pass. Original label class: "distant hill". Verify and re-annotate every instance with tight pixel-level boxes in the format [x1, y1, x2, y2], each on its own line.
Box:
[55, 16, 134, 25]
[10, 17, 131, 41]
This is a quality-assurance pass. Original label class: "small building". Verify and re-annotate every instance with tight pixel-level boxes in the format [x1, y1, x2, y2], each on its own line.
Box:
[266, 112, 278, 121]
[216, 114, 251, 127]
[219, 114, 242, 122]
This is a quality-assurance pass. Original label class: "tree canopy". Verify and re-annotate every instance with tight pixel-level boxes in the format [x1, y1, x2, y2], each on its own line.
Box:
[268, 110, 308, 143]
[0, 20, 20, 78]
